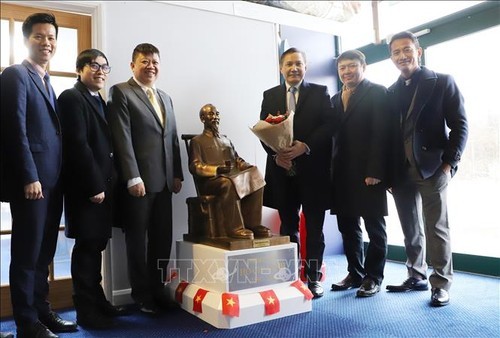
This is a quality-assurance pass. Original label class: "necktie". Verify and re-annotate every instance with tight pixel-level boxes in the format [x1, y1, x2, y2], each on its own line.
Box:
[146, 88, 164, 127]
[43, 73, 56, 109]
[288, 86, 297, 113]
[93, 95, 105, 119]
[342, 86, 353, 112]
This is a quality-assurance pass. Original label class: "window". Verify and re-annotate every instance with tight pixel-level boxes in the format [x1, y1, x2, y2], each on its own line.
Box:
[361, 2, 500, 267]
[0, 3, 91, 317]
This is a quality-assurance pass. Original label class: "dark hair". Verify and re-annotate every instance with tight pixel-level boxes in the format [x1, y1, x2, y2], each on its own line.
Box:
[388, 31, 420, 51]
[280, 47, 307, 66]
[132, 43, 160, 62]
[76, 48, 109, 79]
[337, 49, 366, 66]
[22, 12, 58, 39]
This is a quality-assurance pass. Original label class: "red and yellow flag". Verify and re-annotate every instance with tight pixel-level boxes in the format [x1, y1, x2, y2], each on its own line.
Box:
[291, 280, 314, 300]
[259, 290, 280, 315]
[193, 288, 209, 313]
[221, 293, 240, 317]
[175, 281, 189, 303]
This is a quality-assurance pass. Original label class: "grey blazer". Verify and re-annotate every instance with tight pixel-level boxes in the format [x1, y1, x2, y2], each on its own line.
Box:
[107, 78, 183, 193]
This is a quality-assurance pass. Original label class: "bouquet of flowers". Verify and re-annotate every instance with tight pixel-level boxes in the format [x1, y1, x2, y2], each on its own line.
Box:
[250, 111, 296, 176]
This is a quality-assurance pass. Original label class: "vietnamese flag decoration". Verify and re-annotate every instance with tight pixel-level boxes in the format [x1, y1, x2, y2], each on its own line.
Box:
[221, 293, 240, 317]
[175, 281, 189, 303]
[193, 288, 209, 313]
[291, 280, 314, 300]
[259, 290, 280, 315]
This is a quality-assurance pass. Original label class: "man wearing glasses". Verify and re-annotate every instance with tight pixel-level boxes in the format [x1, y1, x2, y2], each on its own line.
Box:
[58, 49, 129, 329]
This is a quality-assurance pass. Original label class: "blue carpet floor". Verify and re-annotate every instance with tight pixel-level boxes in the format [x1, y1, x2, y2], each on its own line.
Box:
[1, 255, 499, 337]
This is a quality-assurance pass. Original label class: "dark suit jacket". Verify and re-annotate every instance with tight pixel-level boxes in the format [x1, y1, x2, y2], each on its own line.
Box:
[260, 81, 335, 210]
[388, 67, 468, 181]
[58, 81, 115, 239]
[330, 79, 390, 217]
[107, 78, 183, 193]
[0, 60, 62, 200]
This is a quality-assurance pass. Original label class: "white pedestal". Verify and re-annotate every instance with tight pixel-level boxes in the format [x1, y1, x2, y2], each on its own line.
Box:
[166, 241, 312, 329]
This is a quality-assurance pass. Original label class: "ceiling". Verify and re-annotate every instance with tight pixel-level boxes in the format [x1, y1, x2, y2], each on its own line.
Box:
[244, 1, 363, 22]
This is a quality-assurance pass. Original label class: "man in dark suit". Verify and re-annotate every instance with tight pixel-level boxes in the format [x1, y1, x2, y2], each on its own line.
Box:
[107, 43, 183, 315]
[0, 13, 77, 338]
[58, 49, 129, 329]
[329, 50, 390, 298]
[259, 47, 335, 298]
[385, 31, 468, 307]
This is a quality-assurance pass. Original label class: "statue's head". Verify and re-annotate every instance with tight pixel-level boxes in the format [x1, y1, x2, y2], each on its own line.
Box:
[200, 103, 220, 135]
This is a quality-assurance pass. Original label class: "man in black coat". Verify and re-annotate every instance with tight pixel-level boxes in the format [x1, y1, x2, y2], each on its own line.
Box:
[385, 31, 468, 307]
[58, 49, 128, 329]
[260, 47, 335, 298]
[330, 50, 390, 297]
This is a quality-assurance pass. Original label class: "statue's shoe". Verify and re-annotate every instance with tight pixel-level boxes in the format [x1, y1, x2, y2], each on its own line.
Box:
[228, 228, 254, 240]
[246, 225, 272, 238]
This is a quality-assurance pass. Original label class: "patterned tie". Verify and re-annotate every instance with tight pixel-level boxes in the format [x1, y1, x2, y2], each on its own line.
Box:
[341, 85, 353, 112]
[43, 73, 56, 109]
[146, 88, 164, 127]
[288, 86, 297, 113]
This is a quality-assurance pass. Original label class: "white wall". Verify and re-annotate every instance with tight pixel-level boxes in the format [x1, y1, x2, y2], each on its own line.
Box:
[100, 1, 287, 301]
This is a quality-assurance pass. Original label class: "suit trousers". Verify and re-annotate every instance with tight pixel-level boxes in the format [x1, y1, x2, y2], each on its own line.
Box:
[9, 185, 63, 326]
[71, 237, 109, 311]
[392, 165, 453, 290]
[336, 215, 387, 285]
[278, 177, 325, 282]
[123, 187, 173, 303]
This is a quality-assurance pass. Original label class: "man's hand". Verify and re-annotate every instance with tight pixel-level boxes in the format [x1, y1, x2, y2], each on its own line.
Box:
[441, 163, 452, 175]
[128, 182, 146, 197]
[280, 141, 308, 161]
[275, 154, 293, 170]
[365, 177, 381, 186]
[173, 178, 182, 194]
[90, 192, 105, 204]
[24, 181, 43, 200]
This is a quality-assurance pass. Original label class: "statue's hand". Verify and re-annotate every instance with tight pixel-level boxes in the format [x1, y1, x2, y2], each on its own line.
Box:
[216, 165, 231, 174]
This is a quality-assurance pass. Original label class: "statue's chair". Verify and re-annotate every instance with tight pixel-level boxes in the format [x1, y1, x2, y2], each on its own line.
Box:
[181, 134, 226, 239]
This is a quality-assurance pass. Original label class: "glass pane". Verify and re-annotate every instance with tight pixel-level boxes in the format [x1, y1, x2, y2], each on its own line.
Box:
[1, 19, 10, 67]
[1, 234, 11, 286]
[52, 75, 77, 97]
[1, 202, 12, 232]
[424, 25, 500, 257]
[364, 58, 400, 88]
[53, 231, 74, 279]
[49, 27, 77, 73]
[13, 21, 24, 64]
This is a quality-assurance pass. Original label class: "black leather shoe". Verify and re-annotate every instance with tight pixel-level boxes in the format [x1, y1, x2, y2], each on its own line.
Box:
[308, 281, 324, 298]
[356, 279, 380, 297]
[431, 288, 450, 306]
[17, 321, 58, 338]
[100, 301, 131, 317]
[246, 225, 272, 238]
[39, 311, 77, 333]
[386, 277, 429, 292]
[76, 311, 114, 330]
[331, 274, 363, 291]
[138, 301, 159, 315]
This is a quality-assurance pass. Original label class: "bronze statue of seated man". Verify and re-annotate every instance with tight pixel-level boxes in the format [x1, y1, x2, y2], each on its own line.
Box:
[189, 104, 271, 240]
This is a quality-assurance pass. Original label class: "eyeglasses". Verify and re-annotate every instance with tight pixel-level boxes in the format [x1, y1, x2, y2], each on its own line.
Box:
[87, 62, 111, 74]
